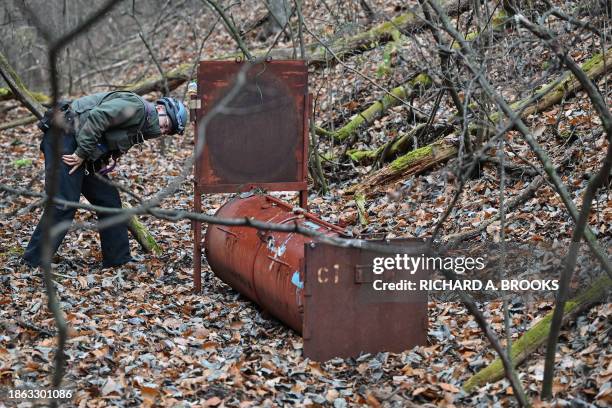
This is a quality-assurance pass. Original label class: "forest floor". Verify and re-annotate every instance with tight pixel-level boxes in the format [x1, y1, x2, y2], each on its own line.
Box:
[1, 0, 611, 406]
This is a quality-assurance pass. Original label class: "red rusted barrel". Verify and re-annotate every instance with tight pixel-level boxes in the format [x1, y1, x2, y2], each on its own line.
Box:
[204, 194, 344, 332]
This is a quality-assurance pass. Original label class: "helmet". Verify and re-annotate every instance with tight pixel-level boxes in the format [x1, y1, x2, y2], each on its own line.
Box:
[156, 97, 188, 135]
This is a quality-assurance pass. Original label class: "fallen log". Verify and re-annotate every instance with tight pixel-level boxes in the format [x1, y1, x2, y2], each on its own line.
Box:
[443, 176, 545, 246]
[462, 274, 612, 393]
[317, 73, 433, 142]
[124, 203, 162, 255]
[342, 8, 514, 162]
[0, 87, 50, 104]
[346, 51, 612, 197]
[121, 62, 192, 95]
[347, 122, 453, 165]
[0, 115, 38, 131]
[346, 141, 458, 195]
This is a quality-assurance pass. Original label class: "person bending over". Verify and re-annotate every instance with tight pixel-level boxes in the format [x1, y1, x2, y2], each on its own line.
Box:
[22, 91, 187, 268]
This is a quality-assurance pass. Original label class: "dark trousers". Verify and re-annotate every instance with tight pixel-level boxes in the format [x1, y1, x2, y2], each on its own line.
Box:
[23, 129, 132, 268]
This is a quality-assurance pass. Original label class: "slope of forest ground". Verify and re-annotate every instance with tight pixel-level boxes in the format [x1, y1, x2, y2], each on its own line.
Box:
[1, 0, 611, 406]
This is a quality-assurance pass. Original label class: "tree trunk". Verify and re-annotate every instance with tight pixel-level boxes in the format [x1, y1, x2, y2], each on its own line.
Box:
[347, 51, 612, 197]
[463, 274, 612, 393]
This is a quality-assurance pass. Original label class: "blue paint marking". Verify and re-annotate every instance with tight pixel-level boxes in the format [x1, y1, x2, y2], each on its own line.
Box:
[291, 271, 304, 289]
[302, 221, 321, 231]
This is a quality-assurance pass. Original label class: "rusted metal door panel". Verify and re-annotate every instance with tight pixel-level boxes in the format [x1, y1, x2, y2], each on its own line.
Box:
[303, 242, 428, 361]
[195, 60, 308, 192]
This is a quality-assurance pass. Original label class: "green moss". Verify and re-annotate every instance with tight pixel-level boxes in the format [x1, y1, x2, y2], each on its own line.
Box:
[315, 126, 333, 138]
[328, 74, 429, 142]
[8, 246, 24, 256]
[390, 144, 433, 171]
[13, 158, 33, 168]
[410, 73, 432, 88]
[544, 53, 605, 97]
[372, 12, 415, 37]
[380, 86, 407, 109]
[0, 87, 49, 103]
[335, 116, 364, 141]
[319, 152, 335, 161]
[30, 92, 50, 104]
[125, 62, 191, 91]
[465, 31, 479, 42]
[347, 148, 379, 163]
[376, 31, 403, 78]
[146, 234, 162, 255]
[355, 192, 369, 226]
[491, 9, 509, 28]
[579, 52, 603, 73]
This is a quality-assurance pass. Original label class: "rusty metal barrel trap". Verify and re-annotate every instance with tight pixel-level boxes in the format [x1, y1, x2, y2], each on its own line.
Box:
[192, 60, 427, 361]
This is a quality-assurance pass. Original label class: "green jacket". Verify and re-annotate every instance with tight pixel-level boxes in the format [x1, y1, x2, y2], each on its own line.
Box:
[71, 91, 161, 161]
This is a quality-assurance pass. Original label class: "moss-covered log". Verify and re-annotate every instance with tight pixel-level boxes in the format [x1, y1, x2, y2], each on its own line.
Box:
[0, 63, 192, 107]
[121, 63, 192, 95]
[124, 203, 162, 255]
[347, 122, 453, 165]
[0, 2, 466, 107]
[318, 73, 432, 142]
[463, 274, 612, 393]
[508, 51, 611, 119]
[0, 88, 50, 104]
[347, 51, 612, 197]
[346, 141, 458, 196]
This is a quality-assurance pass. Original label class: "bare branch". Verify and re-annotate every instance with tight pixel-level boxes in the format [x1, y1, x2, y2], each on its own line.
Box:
[16, 0, 124, 393]
[203, 0, 253, 60]
[541, 107, 612, 399]
[426, 0, 612, 279]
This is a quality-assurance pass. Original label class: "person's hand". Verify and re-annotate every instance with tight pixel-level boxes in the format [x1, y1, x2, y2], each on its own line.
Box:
[62, 153, 84, 175]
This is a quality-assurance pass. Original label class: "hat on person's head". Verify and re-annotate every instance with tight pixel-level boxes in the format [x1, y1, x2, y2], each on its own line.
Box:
[156, 97, 188, 135]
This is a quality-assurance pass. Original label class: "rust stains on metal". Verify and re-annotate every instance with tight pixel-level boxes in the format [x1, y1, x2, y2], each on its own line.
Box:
[195, 60, 308, 192]
[204, 194, 428, 360]
[205, 194, 341, 332]
[303, 241, 428, 361]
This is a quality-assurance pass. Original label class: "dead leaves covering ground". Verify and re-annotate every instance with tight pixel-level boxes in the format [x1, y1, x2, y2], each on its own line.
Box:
[1, 0, 612, 406]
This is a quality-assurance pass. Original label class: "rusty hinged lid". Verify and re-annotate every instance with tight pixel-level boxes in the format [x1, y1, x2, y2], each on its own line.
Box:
[302, 240, 429, 361]
[195, 60, 309, 193]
